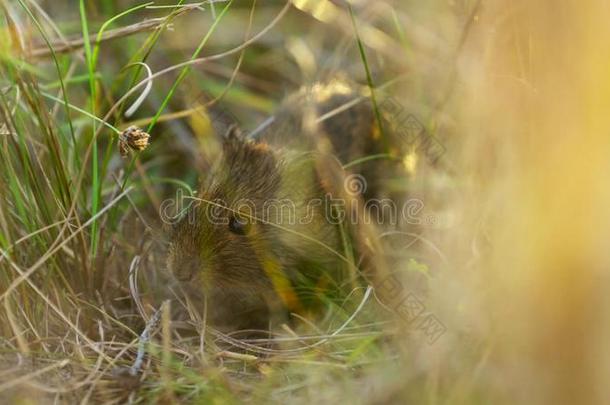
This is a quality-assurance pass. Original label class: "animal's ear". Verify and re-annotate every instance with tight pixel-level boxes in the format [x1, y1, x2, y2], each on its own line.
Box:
[224, 124, 244, 142]
[222, 124, 247, 158]
[221, 126, 279, 190]
[221, 124, 247, 156]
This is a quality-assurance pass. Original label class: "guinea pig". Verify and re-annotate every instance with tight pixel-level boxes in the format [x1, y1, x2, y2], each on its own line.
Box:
[166, 82, 386, 332]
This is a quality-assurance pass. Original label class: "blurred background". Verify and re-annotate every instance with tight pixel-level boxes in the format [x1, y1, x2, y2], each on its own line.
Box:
[1, 0, 609, 403]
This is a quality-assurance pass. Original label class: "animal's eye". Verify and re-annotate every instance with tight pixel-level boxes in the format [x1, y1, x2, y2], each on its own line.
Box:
[228, 215, 249, 235]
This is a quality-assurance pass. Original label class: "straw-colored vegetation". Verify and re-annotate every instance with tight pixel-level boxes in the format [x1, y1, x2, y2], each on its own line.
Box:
[1, 0, 609, 404]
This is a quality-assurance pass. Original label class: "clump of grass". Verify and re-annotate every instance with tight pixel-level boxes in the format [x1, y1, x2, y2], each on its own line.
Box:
[0, 0, 532, 403]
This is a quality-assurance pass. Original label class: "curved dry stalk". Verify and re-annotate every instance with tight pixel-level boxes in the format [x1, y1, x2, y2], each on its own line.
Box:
[27, 10, 197, 58]
[107, 1, 292, 125]
[202, 0, 257, 108]
[0, 359, 70, 393]
[211, 286, 373, 355]
[0, 218, 69, 262]
[0, 187, 133, 302]
[187, 195, 352, 269]
[36, 2, 293, 280]
[379, 230, 449, 266]
[128, 255, 147, 321]
[124, 62, 153, 118]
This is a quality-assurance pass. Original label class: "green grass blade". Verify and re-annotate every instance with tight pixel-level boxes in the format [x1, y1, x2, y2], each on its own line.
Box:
[79, 0, 100, 256]
[348, 4, 389, 154]
[146, 0, 234, 133]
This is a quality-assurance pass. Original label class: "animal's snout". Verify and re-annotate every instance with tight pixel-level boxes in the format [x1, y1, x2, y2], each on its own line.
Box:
[173, 258, 202, 282]
[175, 268, 193, 282]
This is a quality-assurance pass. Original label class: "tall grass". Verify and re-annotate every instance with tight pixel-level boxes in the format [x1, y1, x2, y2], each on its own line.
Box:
[1, 0, 609, 404]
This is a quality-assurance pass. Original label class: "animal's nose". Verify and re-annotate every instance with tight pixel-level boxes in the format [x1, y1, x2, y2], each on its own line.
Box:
[175, 268, 193, 282]
[174, 260, 201, 282]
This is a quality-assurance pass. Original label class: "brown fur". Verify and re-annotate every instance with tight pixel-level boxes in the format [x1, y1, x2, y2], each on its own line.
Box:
[167, 83, 384, 332]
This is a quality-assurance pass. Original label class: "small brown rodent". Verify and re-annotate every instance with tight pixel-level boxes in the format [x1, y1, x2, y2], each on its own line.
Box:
[167, 81, 387, 332]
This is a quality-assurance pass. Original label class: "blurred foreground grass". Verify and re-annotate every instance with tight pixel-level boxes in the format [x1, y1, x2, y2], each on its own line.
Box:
[1, 0, 610, 404]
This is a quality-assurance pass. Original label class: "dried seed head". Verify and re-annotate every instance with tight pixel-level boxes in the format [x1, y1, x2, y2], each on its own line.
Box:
[119, 126, 150, 158]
